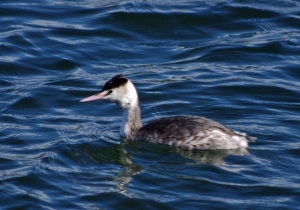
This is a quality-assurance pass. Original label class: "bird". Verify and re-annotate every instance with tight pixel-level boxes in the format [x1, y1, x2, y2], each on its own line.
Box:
[80, 74, 254, 150]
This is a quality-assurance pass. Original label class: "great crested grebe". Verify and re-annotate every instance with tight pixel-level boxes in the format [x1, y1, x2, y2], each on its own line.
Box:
[80, 74, 254, 150]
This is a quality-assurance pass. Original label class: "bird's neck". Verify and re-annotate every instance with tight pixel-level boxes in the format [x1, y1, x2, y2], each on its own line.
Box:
[120, 101, 142, 139]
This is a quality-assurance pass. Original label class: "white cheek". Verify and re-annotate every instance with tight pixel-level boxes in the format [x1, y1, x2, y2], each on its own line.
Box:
[103, 91, 128, 108]
[103, 94, 112, 101]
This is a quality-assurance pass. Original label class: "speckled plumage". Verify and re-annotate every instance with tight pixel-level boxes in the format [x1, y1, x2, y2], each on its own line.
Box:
[81, 74, 254, 150]
[136, 116, 253, 150]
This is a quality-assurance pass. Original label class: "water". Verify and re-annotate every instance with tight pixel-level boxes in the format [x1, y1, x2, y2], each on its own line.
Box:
[1, 0, 300, 209]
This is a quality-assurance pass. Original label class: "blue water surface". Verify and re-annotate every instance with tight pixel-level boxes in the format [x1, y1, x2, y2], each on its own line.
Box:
[1, 0, 300, 209]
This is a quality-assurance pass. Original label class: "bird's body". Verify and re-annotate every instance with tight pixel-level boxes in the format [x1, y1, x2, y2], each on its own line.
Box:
[81, 74, 254, 150]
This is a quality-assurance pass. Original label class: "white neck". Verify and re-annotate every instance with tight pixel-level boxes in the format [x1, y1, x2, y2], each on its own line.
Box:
[120, 100, 142, 138]
[118, 81, 142, 138]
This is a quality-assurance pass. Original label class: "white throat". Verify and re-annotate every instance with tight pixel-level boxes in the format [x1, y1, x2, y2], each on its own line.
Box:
[118, 81, 142, 138]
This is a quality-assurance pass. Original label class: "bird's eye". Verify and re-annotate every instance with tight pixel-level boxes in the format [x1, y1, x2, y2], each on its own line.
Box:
[107, 90, 113, 95]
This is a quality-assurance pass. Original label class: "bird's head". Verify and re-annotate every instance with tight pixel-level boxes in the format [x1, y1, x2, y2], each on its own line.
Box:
[80, 74, 139, 109]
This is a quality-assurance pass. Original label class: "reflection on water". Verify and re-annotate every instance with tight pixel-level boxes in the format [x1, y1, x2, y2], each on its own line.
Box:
[77, 139, 250, 195]
[74, 143, 142, 196]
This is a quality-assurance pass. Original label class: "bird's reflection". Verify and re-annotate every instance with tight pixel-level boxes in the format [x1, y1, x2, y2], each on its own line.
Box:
[81, 143, 142, 196]
[81, 138, 249, 196]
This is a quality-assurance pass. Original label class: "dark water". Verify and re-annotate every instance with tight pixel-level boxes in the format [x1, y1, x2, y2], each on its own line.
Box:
[1, 0, 300, 209]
